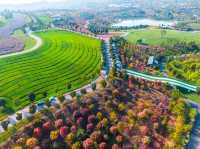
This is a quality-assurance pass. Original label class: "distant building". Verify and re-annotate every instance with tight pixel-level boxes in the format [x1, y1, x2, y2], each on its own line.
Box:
[147, 56, 154, 65]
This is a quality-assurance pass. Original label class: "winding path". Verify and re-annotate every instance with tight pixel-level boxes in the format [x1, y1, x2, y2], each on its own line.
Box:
[186, 100, 200, 149]
[0, 32, 43, 133]
[0, 32, 43, 59]
[126, 69, 198, 92]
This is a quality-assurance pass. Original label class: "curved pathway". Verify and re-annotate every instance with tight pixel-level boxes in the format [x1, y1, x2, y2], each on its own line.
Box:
[0, 32, 43, 59]
[186, 100, 200, 149]
[0, 32, 43, 133]
[126, 69, 198, 92]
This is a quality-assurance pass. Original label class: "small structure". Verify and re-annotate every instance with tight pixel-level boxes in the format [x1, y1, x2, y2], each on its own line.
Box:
[147, 56, 154, 66]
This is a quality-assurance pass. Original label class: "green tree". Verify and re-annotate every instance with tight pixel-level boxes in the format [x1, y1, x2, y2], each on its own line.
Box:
[80, 89, 87, 94]
[171, 89, 180, 100]
[43, 91, 48, 98]
[28, 92, 36, 102]
[1, 120, 9, 130]
[29, 104, 37, 114]
[70, 91, 76, 97]
[67, 83, 72, 90]
[91, 83, 96, 90]
[0, 98, 6, 107]
[100, 80, 107, 88]
[16, 113, 22, 121]
[45, 99, 51, 107]
[57, 95, 65, 103]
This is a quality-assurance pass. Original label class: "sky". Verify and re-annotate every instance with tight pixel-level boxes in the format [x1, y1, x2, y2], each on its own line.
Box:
[0, 0, 67, 5]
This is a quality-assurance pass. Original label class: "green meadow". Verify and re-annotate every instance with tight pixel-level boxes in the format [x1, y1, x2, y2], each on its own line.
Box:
[0, 30, 102, 120]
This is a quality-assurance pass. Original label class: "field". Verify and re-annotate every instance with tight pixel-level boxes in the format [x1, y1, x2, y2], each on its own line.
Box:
[0, 30, 102, 120]
[126, 28, 200, 46]
[12, 30, 36, 50]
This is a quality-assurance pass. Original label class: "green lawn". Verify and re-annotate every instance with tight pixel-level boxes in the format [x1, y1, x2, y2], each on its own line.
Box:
[13, 30, 36, 50]
[0, 30, 102, 120]
[126, 28, 200, 46]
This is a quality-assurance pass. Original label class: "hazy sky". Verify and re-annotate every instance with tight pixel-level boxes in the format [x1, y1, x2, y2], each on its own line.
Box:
[0, 0, 67, 5]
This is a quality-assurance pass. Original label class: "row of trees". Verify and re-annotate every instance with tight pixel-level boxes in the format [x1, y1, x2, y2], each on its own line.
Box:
[88, 23, 109, 34]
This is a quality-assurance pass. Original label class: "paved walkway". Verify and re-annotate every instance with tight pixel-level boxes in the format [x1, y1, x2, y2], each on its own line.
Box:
[126, 69, 198, 92]
[187, 100, 200, 149]
[0, 32, 43, 59]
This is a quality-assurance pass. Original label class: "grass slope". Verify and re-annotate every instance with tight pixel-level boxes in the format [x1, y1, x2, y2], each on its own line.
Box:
[126, 28, 200, 46]
[12, 30, 36, 50]
[0, 30, 102, 120]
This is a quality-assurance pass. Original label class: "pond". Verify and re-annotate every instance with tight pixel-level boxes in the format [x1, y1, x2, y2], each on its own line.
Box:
[112, 19, 177, 28]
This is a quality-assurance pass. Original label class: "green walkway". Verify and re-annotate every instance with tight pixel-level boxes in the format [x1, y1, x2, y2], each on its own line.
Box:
[126, 69, 198, 92]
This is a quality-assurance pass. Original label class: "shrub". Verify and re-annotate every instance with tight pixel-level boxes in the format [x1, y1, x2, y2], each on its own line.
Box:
[83, 138, 94, 149]
[0, 98, 6, 107]
[50, 130, 59, 141]
[57, 96, 66, 103]
[81, 89, 87, 95]
[100, 80, 107, 88]
[91, 83, 96, 90]
[28, 92, 36, 102]
[72, 142, 81, 149]
[60, 126, 68, 137]
[26, 138, 38, 148]
[99, 142, 107, 149]
[44, 99, 51, 107]
[70, 92, 76, 97]
[29, 104, 37, 114]
[1, 120, 9, 130]
[67, 84, 72, 90]
[16, 113, 22, 121]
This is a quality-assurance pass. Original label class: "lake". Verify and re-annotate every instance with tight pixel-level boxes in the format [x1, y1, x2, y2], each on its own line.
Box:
[112, 19, 177, 28]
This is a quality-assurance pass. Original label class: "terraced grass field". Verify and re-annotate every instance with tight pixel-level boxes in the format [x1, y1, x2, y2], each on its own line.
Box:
[126, 28, 200, 46]
[0, 30, 102, 120]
